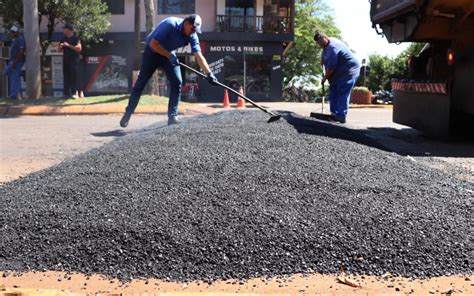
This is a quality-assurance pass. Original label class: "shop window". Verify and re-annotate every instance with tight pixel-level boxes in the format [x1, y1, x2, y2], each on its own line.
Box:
[158, 0, 195, 14]
[224, 54, 271, 97]
[102, 0, 125, 15]
[219, 0, 255, 32]
[181, 55, 200, 102]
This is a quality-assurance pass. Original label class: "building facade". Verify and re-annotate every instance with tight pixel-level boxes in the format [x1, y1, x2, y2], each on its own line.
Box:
[1, 0, 294, 101]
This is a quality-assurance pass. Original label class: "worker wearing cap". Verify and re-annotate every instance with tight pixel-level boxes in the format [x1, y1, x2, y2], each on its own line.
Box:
[6, 25, 25, 100]
[120, 14, 217, 127]
[315, 32, 360, 123]
[59, 23, 82, 99]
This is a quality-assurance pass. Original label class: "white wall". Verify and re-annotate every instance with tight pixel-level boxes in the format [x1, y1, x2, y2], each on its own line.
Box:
[216, 0, 225, 15]
[256, 0, 264, 16]
[109, 0, 216, 33]
[37, 0, 216, 34]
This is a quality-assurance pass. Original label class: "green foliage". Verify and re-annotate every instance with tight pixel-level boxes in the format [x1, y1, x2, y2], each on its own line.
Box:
[364, 42, 427, 91]
[62, 0, 111, 42]
[0, 0, 110, 43]
[283, 0, 341, 85]
[365, 54, 392, 91]
[352, 86, 370, 94]
[0, 0, 23, 29]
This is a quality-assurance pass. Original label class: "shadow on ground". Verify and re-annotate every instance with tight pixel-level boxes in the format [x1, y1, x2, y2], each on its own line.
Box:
[91, 123, 168, 138]
[0, 95, 129, 106]
[91, 130, 128, 137]
[281, 111, 391, 152]
[364, 126, 474, 158]
[282, 111, 474, 158]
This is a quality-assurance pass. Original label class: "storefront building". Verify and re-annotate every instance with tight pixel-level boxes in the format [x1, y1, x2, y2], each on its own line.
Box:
[0, 0, 294, 101]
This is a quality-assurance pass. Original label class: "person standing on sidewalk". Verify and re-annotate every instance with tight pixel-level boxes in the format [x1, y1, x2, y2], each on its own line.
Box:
[6, 25, 25, 100]
[315, 32, 360, 123]
[120, 14, 218, 127]
[59, 23, 82, 99]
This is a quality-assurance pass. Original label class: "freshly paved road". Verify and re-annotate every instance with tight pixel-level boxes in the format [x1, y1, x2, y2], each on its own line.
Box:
[1, 105, 473, 184]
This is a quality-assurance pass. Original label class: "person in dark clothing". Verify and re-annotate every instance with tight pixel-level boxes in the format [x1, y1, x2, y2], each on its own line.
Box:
[59, 23, 82, 99]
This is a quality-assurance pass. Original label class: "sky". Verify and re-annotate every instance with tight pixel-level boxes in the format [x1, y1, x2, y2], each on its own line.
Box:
[325, 0, 409, 62]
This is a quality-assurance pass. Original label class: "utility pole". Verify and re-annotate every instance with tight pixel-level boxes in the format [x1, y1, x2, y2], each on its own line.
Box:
[144, 0, 159, 95]
[134, 0, 141, 71]
[23, 0, 42, 98]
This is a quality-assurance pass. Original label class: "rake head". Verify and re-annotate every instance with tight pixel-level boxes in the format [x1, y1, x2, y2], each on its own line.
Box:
[268, 115, 282, 123]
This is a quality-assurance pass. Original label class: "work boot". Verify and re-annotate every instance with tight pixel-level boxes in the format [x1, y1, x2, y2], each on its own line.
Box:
[335, 116, 346, 124]
[120, 111, 132, 128]
[168, 115, 180, 125]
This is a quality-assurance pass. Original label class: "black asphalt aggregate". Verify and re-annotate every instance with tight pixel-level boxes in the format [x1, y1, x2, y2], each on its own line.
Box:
[0, 110, 472, 281]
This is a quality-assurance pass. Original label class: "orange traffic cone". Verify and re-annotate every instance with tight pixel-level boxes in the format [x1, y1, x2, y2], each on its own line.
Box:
[236, 86, 246, 108]
[222, 89, 230, 108]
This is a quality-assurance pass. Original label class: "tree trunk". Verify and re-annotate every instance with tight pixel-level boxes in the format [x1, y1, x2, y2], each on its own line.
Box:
[134, 0, 141, 71]
[144, 0, 159, 95]
[23, 0, 42, 99]
[144, 0, 156, 33]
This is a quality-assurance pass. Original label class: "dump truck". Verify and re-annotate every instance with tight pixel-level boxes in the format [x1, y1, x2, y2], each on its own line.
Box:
[370, 0, 474, 137]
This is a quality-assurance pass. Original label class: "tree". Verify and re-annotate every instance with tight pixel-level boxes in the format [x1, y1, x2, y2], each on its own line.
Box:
[283, 0, 340, 86]
[364, 43, 427, 92]
[0, 0, 23, 27]
[0, 0, 110, 43]
[1, 0, 110, 96]
[23, 0, 42, 99]
[62, 0, 111, 43]
[366, 54, 392, 91]
[144, 0, 159, 95]
[144, 0, 156, 35]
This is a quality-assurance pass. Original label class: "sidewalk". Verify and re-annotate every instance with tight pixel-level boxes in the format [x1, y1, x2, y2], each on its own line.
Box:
[0, 103, 217, 116]
[0, 101, 391, 116]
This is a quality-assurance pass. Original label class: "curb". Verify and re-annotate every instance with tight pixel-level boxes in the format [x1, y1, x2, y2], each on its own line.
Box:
[0, 104, 187, 116]
[350, 104, 392, 109]
[0, 103, 392, 116]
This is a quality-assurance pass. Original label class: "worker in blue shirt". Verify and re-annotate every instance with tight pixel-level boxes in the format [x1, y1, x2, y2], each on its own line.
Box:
[120, 14, 217, 127]
[6, 25, 25, 100]
[315, 32, 360, 123]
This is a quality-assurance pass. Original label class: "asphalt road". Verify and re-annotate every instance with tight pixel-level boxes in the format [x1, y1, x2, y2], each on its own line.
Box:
[0, 114, 169, 183]
[1, 108, 473, 184]
[1, 110, 472, 279]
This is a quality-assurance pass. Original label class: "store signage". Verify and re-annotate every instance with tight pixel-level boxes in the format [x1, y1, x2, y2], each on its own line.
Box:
[209, 58, 224, 75]
[85, 55, 128, 93]
[45, 42, 63, 56]
[176, 44, 192, 54]
[86, 57, 101, 64]
[209, 46, 264, 53]
[175, 41, 206, 55]
[51, 56, 64, 97]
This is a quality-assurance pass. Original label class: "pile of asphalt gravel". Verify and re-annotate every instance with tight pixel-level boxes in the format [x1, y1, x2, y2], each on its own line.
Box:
[0, 111, 472, 281]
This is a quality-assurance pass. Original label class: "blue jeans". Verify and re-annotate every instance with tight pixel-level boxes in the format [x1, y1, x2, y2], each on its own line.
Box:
[8, 61, 23, 98]
[328, 76, 358, 120]
[126, 46, 182, 117]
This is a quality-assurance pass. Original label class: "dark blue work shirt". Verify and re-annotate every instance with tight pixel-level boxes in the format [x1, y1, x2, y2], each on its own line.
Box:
[322, 37, 360, 83]
[60, 34, 81, 62]
[146, 17, 201, 54]
[10, 35, 25, 63]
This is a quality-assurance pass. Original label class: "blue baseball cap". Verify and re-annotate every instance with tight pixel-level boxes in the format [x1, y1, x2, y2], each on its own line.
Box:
[186, 14, 202, 34]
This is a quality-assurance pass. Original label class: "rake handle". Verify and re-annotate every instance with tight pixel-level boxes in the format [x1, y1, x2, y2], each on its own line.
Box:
[179, 62, 278, 117]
